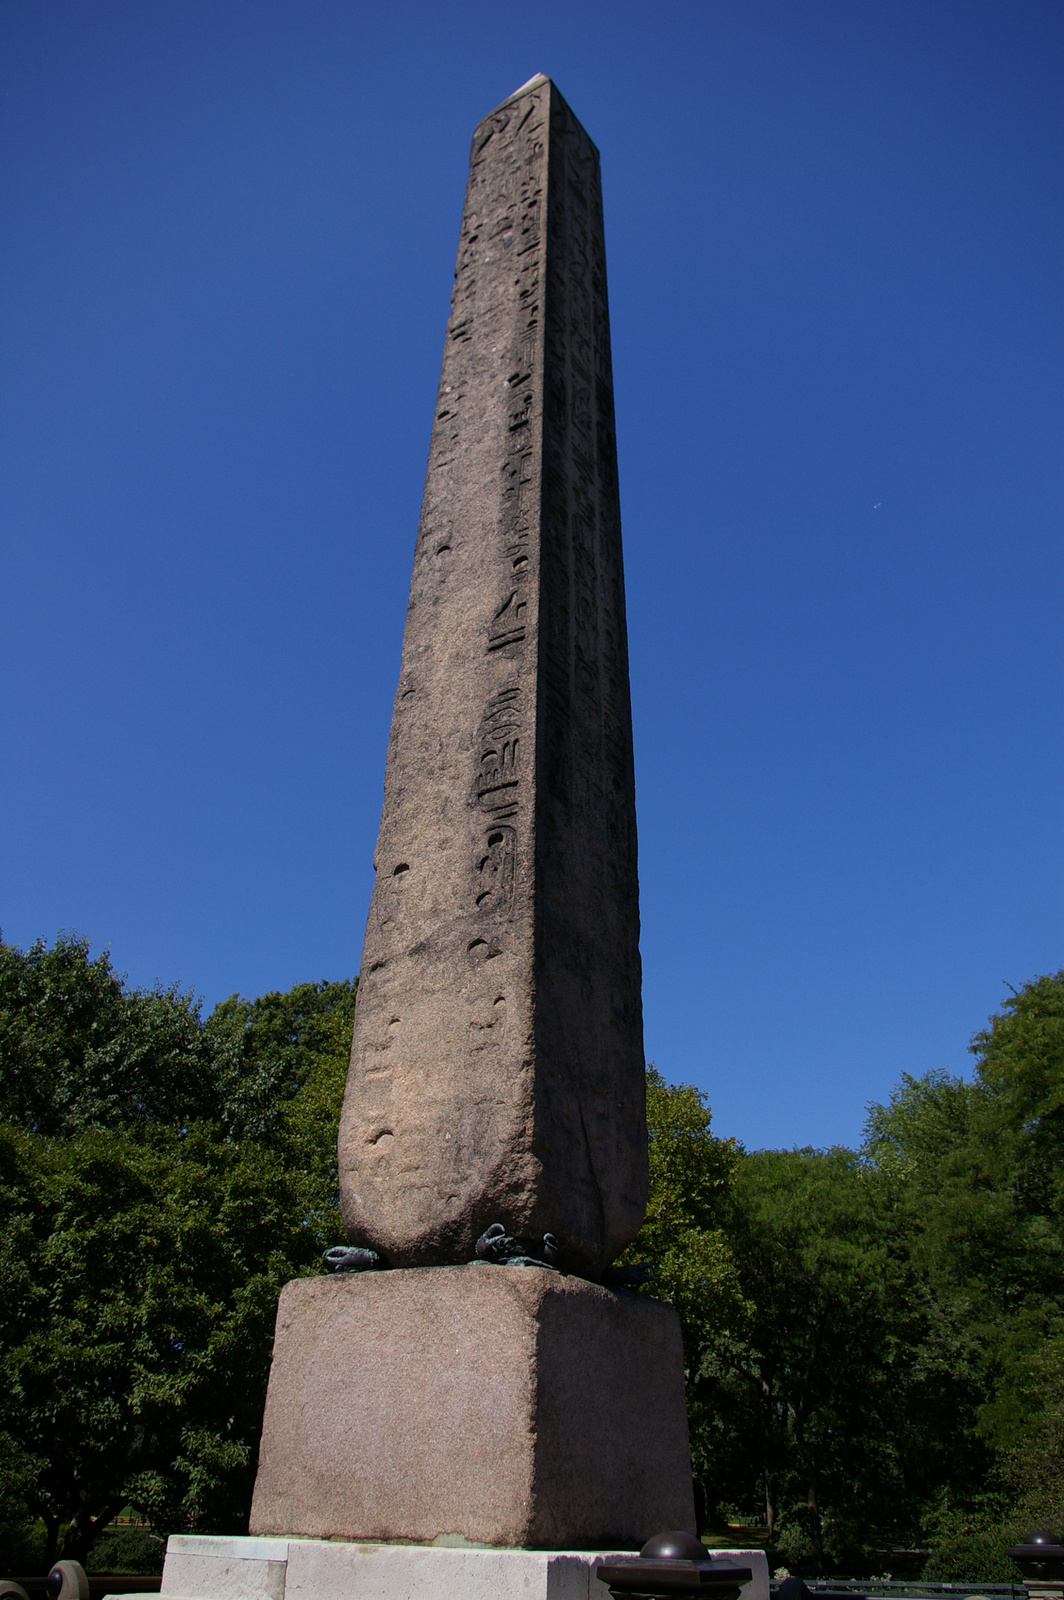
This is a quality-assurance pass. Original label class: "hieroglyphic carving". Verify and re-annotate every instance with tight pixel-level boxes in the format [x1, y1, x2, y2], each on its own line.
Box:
[475, 826, 516, 918]
[484, 102, 544, 662]
[487, 585, 528, 651]
[471, 686, 521, 916]
[340, 77, 645, 1277]
[445, 96, 545, 913]
[475, 687, 521, 818]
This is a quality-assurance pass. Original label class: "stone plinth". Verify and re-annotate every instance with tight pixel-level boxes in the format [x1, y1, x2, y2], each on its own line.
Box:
[249, 1266, 694, 1550]
[148, 1536, 770, 1600]
[339, 73, 646, 1276]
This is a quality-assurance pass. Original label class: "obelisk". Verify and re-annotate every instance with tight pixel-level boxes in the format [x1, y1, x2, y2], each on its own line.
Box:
[250, 76, 695, 1551]
[337, 72, 646, 1276]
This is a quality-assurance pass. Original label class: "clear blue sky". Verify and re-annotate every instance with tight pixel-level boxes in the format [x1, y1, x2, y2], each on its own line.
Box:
[2, 2, 1060, 1151]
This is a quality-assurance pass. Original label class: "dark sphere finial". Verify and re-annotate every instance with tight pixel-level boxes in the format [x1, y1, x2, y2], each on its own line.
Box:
[640, 1531, 711, 1561]
[1008, 1529, 1064, 1580]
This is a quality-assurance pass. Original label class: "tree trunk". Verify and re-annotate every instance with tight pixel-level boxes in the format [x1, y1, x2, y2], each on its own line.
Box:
[761, 1375, 779, 1539]
[64, 1503, 116, 1567]
[791, 1422, 824, 1574]
[39, 1511, 61, 1572]
[806, 1470, 824, 1572]
[764, 1467, 778, 1540]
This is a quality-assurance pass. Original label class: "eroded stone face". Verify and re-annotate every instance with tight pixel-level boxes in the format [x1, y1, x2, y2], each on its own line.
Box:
[338, 76, 646, 1274]
[249, 1268, 694, 1548]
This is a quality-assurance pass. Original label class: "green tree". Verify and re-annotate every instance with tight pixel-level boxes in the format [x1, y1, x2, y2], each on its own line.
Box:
[205, 979, 357, 1237]
[0, 1124, 314, 1566]
[713, 1148, 980, 1566]
[0, 935, 220, 1137]
[0, 935, 356, 1570]
[206, 979, 357, 1149]
[865, 973, 1064, 1314]
[618, 1068, 746, 1528]
[860, 972, 1064, 1577]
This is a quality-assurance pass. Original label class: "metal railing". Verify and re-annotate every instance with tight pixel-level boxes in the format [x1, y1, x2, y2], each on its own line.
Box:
[0, 1564, 161, 1600]
[770, 1584, 1025, 1599]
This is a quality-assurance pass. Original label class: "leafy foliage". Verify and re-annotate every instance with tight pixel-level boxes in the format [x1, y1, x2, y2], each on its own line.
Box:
[3, 930, 1063, 1583]
[84, 1523, 164, 1577]
[0, 935, 219, 1138]
[622, 1068, 745, 1336]
[849, 971, 1064, 1577]
[623, 975, 1064, 1578]
[0, 935, 354, 1571]
[702, 1148, 986, 1566]
[618, 1069, 746, 1523]
[206, 979, 357, 1148]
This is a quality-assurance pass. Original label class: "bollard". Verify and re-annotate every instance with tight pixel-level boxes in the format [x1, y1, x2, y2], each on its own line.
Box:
[1008, 1529, 1064, 1600]
[46, 1566, 90, 1600]
[598, 1531, 753, 1600]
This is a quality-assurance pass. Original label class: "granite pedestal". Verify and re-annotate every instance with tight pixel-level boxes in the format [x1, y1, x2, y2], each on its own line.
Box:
[249, 1266, 694, 1550]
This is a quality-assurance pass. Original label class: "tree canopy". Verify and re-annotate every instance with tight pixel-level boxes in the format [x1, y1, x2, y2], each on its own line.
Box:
[2, 932, 1062, 1582]
[0, 935, 355, 1571]
[620, 974, 1064, 1578]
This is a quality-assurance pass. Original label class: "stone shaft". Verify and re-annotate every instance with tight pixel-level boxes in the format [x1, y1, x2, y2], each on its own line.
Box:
[249, 1268, 695, 1548]
[339, 76, 645, 1273]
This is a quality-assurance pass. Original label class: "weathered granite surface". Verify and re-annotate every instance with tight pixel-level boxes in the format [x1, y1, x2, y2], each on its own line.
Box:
[339, 73, 646, 1274]
[248, 1266, 694, 1549]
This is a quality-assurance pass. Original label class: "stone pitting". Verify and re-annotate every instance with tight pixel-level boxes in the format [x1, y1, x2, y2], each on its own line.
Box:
[338, 74, 647, 1275]
[246, 78, 696, 1557]
[249, 1267, 696, 1548]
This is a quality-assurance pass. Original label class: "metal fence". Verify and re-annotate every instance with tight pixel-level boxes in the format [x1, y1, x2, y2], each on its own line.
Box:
[770, 1584, 1026, 1600]
[0, 1566, 161, 1600]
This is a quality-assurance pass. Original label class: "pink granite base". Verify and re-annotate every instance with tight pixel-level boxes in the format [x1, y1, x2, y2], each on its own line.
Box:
[249, 1264, 695, 1549]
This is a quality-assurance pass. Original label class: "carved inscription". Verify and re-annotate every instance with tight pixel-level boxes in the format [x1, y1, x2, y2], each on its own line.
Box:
[487, 103, 543, 659]
[475, 825, 516, 917]
[472, 685, 521, 916]
[475, 687, 521, 814]
[488, 585, 528, 650]
[339, 77, 645, 1275]
[440, 90, 547, 913]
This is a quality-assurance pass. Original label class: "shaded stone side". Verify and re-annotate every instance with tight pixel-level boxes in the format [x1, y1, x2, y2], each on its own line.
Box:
[338, 76, 645, 1273]
[532, 90, 643, 1263]
[249, 1268, 694, 1548]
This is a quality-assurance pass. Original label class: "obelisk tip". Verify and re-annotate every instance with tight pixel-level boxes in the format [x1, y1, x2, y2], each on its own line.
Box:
[508, 72, 549, 97]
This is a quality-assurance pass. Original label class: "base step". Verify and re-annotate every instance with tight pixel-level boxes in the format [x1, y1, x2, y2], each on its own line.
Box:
[145, 1535, 770, 1600]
